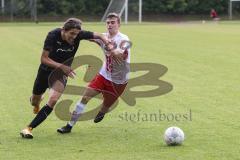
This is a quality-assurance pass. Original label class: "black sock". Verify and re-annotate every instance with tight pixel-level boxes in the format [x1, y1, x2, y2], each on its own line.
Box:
[28, 104, 53, 129]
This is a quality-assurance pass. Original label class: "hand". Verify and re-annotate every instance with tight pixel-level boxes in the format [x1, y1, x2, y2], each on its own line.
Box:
[105, 43, 114, 51]
[104, 41, 117, 51]
[101, 34, 111, 46]
[60, 65, 76, 79]
[68, 70, 76, 79]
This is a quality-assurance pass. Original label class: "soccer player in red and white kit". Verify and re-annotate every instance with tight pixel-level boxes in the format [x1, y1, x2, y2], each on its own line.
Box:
[57, 13, 131, 133]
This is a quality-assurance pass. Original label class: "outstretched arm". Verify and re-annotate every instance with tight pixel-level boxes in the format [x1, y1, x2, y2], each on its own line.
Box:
[88, 39, 103, 46]
[93, 32, 111, 46]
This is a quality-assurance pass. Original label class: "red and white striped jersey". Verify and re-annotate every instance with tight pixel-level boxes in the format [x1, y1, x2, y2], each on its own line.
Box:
[98, 32, 131, 84]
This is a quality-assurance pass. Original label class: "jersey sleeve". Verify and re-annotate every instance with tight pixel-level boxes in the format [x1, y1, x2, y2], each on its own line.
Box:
[43, 31, 56, 52]
[119, 35, 131, 63]
[77, 30, 94, 40]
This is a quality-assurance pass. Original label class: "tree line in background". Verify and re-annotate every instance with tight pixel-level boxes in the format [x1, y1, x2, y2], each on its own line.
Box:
[1, 0, 240, 17]
[37, 0, 231, 16]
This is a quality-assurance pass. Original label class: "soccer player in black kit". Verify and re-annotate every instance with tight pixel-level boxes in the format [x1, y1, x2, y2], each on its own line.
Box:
[20, 18, 111, 139]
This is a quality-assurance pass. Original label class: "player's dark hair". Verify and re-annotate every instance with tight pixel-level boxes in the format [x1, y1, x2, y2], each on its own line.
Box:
[106, 12, 121, 24]
[63, 18, 82, 31]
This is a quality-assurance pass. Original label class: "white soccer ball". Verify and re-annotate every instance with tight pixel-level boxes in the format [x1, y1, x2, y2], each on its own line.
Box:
[164, 126, 185, 146]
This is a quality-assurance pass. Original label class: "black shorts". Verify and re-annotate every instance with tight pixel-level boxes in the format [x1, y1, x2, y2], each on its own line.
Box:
[32, 67, 67, 95]
[32, 68, 52, 95]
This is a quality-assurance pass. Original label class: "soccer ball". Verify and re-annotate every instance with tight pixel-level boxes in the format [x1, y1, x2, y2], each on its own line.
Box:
[164, 126, 184, 146]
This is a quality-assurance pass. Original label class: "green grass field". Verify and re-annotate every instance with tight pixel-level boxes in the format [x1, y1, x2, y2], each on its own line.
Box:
[0, 21, 240, 160]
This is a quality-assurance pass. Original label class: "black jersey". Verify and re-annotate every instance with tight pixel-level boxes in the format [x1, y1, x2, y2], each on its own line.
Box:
[40, 28, 94, 71]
